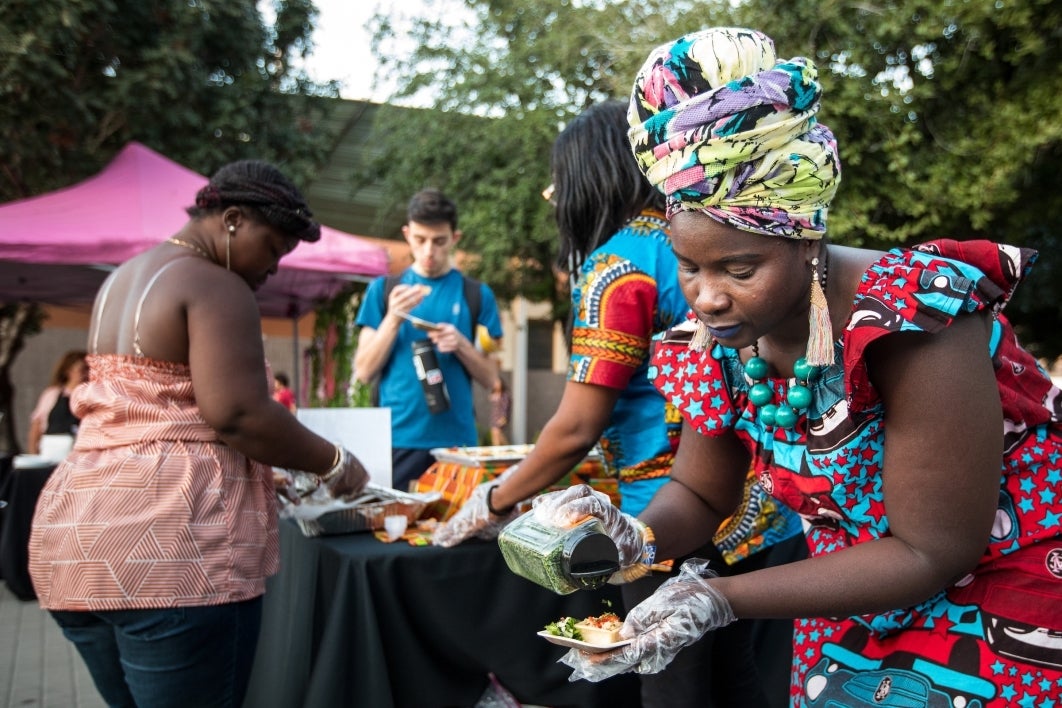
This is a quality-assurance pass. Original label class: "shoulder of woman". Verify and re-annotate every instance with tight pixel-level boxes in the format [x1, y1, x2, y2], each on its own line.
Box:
[155, 256, 255, 301]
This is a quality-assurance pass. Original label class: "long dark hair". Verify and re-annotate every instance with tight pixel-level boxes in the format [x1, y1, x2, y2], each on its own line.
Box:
[550, 100, 665, 279]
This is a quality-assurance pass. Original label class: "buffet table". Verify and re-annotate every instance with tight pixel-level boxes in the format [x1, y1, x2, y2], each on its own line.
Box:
[243, 520, 639, 708]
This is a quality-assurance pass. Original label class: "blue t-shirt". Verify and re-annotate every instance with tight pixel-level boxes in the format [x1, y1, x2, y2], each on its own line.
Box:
[356, 268, 503, 449]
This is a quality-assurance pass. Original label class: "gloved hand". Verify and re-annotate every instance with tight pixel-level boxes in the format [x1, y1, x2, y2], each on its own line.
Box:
[560, 558, 736, 682]
[432, 465, 522, 547]
[530, 484, 653, 582]
[273, 468, 301, 505]
[322, 446, 370, 499]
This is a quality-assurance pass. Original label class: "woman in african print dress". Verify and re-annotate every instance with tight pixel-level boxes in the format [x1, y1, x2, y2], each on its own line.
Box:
[434, 100, 805, 707]
[531, 27, 1062, 707]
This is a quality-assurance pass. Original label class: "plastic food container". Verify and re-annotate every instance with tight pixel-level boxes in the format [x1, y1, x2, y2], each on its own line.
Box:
[498, 514, 619, 595]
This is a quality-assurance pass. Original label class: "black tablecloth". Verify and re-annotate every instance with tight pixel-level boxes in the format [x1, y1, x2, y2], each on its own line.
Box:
[244, 520, 640, 708]
[0, 460, 56, 600]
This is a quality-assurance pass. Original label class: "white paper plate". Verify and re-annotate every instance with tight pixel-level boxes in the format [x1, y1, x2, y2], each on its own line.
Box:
[536, 630, 631, 654]
[430, 444, 602, 467]
[430, 445, 536, 466]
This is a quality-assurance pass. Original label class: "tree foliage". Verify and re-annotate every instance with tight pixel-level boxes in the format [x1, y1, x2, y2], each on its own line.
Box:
[0, 0, 341, 452]
[0, 0, 339, 199]
[365, 0, 1062, 357]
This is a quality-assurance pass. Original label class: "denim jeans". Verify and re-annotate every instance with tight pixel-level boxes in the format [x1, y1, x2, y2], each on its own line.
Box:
[50, 596, 263, 708]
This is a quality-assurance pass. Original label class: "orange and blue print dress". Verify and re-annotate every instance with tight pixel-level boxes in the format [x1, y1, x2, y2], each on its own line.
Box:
[650, 239, 1062, 707]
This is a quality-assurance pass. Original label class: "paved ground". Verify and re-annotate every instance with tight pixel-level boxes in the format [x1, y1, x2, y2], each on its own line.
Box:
[0, 583, 105, 708]
[0, 583, 539, 708]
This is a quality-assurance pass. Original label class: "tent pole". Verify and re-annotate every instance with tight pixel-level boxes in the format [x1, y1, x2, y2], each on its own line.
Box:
[287, 302, 300, 407]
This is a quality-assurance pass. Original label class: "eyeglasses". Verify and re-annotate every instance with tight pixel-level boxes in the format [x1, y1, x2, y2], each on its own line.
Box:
[541, 183, 555, 205]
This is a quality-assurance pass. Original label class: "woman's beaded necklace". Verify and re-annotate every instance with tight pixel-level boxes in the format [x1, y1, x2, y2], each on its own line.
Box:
[744, 251, 829, 430]
[744, 348, 820, 429]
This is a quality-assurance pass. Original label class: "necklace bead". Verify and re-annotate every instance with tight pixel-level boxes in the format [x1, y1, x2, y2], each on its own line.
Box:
[743, 347, 820, 430]
[793, 358, 819, 382]
[774, 405, 798, 429]
[745, 356, 769, 380]
[786, 383, 813, 409]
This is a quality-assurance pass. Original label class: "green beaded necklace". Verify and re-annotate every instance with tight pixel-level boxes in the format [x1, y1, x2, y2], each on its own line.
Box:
[744, 251, 828, 430]
[744, 348, 820, 429]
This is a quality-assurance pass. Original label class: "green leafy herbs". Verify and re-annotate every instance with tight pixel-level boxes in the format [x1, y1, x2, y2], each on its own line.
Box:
[544, 616, 582, 640]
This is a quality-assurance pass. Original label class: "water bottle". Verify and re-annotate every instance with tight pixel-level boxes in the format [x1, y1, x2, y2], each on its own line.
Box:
[411, 339, 450, 414]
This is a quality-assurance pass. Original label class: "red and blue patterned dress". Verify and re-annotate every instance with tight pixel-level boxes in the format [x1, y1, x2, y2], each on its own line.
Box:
[649, 240, 1062, 707]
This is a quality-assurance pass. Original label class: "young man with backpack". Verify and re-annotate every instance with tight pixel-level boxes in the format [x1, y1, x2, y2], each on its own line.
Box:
[354, 189, 504, 490]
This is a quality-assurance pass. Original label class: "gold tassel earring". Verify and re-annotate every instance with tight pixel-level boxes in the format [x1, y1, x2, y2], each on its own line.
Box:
[689, 321, 713, 352]
[226, 224, 234, 271]
[805, 254, 833, 366]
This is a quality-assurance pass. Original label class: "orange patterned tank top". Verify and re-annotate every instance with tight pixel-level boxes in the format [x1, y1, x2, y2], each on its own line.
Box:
[28, 354, 280, 611]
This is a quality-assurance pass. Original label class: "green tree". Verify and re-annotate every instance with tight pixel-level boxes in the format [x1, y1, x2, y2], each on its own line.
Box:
[364, 0, 1062, 357]
[729, 0, 1062, 356]
[0, 0, 340, 452]
[361, 0, 719, 314]
[0, 0, 338, 197]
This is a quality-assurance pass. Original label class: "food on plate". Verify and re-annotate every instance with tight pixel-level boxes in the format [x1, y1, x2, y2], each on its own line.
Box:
[575, 612, 623, 644]
[544, 616, 583, 641]
[544, 611, 623, 645]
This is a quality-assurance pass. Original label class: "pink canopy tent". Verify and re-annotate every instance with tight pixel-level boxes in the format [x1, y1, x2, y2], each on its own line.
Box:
[0, 141, 390, 318]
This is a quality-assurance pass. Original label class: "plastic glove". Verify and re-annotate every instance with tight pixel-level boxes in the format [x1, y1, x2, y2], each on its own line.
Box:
[530, 484, 651, 582]
[432, 465, 522, 547]
[560, 558, 736, 682]
[323, 447, 370, 499]
[273, 468, 301, 505]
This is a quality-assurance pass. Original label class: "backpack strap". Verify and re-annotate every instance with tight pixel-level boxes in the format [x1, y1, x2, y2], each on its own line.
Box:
[461, 275, 482, 333]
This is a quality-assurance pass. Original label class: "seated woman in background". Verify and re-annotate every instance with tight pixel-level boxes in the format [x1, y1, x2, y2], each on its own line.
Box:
[27, 349, 88, 459]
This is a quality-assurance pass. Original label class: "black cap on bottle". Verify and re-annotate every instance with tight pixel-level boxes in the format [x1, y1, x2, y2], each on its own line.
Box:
[562, 530, 619, 590]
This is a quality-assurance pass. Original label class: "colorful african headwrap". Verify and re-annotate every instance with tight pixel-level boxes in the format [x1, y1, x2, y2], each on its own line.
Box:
[627, 27, 841, 240]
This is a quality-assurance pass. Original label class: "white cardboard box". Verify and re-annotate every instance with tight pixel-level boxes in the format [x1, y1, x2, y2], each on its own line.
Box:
[296, 407, 393, 488]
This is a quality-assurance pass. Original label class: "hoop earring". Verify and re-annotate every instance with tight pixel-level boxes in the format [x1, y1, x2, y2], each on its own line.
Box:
[226, 224, 234, 271]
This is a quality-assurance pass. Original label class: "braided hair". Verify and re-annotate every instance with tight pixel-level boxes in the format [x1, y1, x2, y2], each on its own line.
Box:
[186, 160, 321, 242]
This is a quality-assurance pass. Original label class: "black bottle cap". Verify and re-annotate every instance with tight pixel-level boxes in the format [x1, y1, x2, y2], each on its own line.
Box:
[563, 530, 619, 590]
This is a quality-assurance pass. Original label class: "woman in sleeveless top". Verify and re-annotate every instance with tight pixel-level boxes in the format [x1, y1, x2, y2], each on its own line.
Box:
[27, 349, 88, 460]
[28, 160, 370, 708]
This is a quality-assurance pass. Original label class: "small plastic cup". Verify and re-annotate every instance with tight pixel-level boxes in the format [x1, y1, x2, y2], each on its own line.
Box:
[384, 514, 408, 541]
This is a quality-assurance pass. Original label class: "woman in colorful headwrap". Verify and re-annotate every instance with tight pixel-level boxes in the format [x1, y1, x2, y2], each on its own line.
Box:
[28, 160, 370, 708]
[532, 27, 1062, 707]
[434, 100, 805, 707]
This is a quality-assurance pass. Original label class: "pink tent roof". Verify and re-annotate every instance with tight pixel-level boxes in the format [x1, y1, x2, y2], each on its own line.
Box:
[0, 142, 390, 317]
